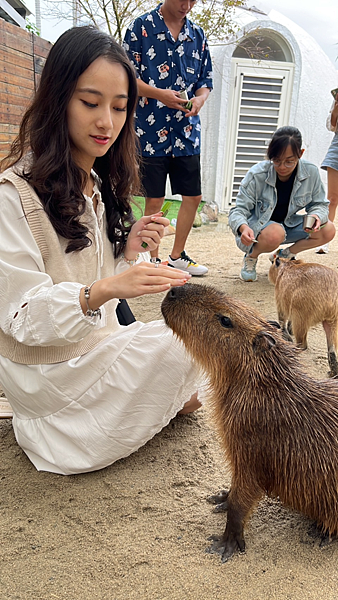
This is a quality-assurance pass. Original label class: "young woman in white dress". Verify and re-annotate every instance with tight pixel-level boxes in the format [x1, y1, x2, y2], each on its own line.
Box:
[0, 26, 202, 475]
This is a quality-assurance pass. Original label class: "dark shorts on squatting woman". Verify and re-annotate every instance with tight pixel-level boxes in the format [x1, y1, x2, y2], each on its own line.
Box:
[140, 155, 201, 198]
[321, 132, 338, 172]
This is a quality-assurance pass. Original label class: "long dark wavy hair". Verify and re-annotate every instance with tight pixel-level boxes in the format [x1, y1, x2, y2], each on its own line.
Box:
[1, 26, 140, 255]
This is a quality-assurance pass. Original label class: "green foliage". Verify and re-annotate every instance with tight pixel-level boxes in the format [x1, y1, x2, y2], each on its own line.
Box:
[25, 19, 40, 36]
[190, 0, 245, 42]
[45, 0, 244, 44]
[46, 0, 157, 43]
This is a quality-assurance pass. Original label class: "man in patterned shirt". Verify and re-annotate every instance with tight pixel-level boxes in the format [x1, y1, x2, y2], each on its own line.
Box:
[123, 0, 213, 275]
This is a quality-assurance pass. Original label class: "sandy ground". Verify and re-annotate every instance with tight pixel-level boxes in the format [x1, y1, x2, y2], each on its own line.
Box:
[1, 215, 338, 600]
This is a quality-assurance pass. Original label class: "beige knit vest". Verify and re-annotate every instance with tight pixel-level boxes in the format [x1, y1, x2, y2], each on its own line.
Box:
[0, 167, 121, 364]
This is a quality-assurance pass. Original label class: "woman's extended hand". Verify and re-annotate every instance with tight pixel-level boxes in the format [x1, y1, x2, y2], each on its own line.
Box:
[80, 262, 191, 315]
[125, 212, 170, 255]
[109, 262, 191, 299]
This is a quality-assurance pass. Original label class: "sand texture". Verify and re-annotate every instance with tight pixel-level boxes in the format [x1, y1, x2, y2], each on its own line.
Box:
[1, 215, 337, 599]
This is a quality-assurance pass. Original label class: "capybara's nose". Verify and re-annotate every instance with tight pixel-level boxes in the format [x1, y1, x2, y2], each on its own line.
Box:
[168, 288, 177, 298]
[168, 284, 189, 299]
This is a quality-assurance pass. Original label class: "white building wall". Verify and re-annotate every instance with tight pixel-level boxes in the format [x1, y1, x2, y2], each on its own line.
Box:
[268, 10, 338, 176]
[196, 8, 338, 209]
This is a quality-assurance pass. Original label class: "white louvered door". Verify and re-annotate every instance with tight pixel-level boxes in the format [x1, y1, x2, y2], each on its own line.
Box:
[223, 60, 294, 210]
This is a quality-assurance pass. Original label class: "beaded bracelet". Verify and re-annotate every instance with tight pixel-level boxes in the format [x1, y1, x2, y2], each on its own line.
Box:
[121, 253, 140, 266]
[84, 281, 102, 319]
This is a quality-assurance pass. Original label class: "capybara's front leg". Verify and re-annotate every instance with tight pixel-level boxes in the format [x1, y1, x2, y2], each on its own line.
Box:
[207, 489, 229, 512]
[207, 484, 263, 562]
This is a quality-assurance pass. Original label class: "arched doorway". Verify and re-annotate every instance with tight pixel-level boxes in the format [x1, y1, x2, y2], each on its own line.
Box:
[223, 31, 295, 209]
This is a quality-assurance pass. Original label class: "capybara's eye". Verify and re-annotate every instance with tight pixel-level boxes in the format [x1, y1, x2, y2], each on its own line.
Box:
[217, 314, 233, 328]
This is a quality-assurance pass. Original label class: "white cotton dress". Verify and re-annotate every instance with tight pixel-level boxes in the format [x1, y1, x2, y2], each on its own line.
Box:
[0, 182, 202, 475]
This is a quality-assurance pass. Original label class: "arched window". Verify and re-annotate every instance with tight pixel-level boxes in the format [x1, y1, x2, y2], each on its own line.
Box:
[223, 30, 295, 207]
[233, 32, 293, 63]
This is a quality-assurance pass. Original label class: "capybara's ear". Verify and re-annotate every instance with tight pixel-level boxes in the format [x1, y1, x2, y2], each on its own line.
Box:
[267, 320, 281, 329]
[252, 331, 276, 354]
[290, 256, 296, 261]
[275, 257, 280, 267]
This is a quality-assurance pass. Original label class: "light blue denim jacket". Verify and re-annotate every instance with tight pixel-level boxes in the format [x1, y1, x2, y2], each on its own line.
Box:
[228, 159, 329, 253]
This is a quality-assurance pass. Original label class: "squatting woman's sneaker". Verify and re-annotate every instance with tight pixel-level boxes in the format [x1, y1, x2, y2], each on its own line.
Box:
[168, 251, 208, 276]
[240, 254, 257, 282]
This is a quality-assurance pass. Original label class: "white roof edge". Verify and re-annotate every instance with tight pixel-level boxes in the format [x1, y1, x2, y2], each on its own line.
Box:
[0, 0, 29, 27]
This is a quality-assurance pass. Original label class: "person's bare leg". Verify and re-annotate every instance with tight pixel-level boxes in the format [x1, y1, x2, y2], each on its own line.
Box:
[287, 221, 336, 254]
[170, 195, 202, 259]
[248, 223, 285, 258]
[144, 196, 165, 258]
[327, 167, 338, 222]
[178, 392, 202, 414]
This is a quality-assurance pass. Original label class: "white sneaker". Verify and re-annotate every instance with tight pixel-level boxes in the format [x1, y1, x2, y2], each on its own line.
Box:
[168, 251, 208, 276]
[316, 244, 329, 254]
[240, 254, 257, 282]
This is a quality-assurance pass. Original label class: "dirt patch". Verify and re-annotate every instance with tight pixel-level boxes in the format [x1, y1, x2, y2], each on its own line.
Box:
[1, 215, 337, 599]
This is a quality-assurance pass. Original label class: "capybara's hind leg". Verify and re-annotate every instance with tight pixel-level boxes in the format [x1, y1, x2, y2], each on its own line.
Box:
[207, 489, 229, 513]
[323, 320, 338, 377]
[328, 351, 338, 378]
[292, 316, 308, 349]
[206, 484, 263, 562]
[277, 311, 293, 342]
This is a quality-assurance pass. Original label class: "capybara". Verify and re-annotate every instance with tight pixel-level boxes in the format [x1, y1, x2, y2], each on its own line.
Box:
[161, 283, 338, 562]
[269, 257, 338, 377]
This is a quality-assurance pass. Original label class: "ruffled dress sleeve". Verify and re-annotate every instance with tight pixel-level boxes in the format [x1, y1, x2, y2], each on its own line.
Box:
[0, 182, 102, 347]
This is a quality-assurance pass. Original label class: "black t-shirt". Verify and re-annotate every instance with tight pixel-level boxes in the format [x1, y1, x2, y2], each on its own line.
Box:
[270, 168, 297, 223]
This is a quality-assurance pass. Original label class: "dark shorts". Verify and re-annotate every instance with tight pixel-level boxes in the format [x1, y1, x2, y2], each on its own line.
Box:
[140, 155, 201, 198]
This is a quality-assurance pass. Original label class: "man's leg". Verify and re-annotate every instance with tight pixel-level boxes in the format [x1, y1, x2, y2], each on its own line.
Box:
[144, 196, 165, 259]
[316, 168, 338, 254]
[170, 194, 202, 259]
[141, 156, 169, 259]
[167, 155, 208, 275]
[327, 167, 338, 222]
[168, 194, 208, 275]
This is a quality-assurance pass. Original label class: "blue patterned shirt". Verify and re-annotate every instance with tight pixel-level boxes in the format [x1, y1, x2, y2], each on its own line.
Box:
[123, 4, 213, 157]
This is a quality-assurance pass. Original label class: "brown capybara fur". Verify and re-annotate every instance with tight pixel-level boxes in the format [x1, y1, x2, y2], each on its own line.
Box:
[161, 283, 338, 562]
[269, 257, 338, 377]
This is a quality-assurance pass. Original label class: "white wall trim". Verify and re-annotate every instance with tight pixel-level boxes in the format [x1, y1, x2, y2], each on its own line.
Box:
[0, 0, 26, 27]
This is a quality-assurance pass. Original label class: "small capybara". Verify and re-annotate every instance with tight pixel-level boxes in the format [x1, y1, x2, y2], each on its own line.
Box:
[161, 283, 338, 562]
[269, 257, 338, 377]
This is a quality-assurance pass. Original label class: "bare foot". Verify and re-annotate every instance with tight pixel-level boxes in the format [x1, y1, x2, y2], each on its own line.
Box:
[178, 392, 202, 414]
